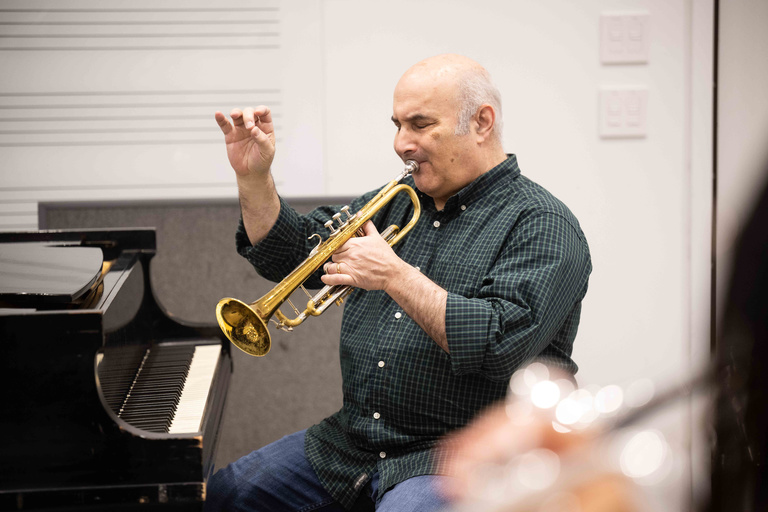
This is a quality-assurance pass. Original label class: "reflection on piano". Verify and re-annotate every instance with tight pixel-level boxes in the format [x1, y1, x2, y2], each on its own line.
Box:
[0, 229, 231, 511]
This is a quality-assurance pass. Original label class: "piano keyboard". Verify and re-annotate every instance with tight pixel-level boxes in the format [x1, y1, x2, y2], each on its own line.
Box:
[169, 344, 221, 433]
[100, 343, 221, 434]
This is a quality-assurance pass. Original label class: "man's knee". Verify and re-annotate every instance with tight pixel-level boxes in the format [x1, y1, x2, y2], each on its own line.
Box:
[204, 430, 340, 512]
[377, 475, 452, 512]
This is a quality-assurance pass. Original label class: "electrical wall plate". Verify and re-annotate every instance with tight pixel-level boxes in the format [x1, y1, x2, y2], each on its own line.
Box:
[599, 88, 648, 138]
[600, 12, 650, 64]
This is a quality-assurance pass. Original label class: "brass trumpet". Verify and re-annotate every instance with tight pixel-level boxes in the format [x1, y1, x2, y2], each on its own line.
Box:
[215, 160, 421, 357]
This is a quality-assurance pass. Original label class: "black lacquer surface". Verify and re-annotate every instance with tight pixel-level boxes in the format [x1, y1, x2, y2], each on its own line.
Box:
[0, 242, 103, 305]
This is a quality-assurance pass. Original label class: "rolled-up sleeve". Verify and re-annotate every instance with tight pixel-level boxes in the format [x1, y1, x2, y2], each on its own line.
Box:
[445, 211, 591, 381]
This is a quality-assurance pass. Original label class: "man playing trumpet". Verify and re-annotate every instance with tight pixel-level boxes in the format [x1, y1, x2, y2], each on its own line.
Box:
[206, 54, 592, 511]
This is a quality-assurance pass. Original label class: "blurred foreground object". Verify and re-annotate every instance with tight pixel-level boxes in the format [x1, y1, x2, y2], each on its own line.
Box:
[440, 362, 714, 512]
[710, 171, 768, 511]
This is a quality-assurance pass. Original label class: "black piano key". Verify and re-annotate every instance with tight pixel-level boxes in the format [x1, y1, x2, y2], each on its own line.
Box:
[116, 345, 196, 433]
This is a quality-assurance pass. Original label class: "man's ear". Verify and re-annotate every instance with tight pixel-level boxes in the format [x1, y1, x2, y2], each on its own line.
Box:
[474, 104, 496, 142]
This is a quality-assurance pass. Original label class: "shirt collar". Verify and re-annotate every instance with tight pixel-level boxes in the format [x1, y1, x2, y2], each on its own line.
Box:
[417, 154, 520, 213]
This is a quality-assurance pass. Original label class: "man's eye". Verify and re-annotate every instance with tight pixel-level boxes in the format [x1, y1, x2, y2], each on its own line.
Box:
[414, 124, 429, 130]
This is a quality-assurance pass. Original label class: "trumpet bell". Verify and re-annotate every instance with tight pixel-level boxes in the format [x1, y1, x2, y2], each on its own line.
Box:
[215, 297, 271, 356]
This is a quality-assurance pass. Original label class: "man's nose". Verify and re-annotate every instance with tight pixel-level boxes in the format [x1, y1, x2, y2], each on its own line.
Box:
[394, 128, 417, 157]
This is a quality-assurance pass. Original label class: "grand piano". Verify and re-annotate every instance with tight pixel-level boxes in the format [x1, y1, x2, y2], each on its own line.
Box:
[0, 229, 231, 511]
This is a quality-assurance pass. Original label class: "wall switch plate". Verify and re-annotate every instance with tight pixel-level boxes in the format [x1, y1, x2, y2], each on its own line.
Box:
[599, 88, 648, 138]
[600, 12, 650, 64]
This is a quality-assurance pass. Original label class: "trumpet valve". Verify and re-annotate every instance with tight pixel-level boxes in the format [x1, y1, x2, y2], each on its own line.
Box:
[324, 219, 338, 235]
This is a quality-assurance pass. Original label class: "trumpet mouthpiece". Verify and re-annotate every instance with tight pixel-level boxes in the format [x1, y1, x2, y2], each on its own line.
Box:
[404, 160, 419, 175]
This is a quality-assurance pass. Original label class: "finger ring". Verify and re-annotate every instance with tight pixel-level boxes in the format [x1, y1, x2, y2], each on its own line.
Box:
[337, 263, 342, 274]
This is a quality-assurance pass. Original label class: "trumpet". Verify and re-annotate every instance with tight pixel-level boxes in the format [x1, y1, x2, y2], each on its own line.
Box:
[215, 160, 421, 357]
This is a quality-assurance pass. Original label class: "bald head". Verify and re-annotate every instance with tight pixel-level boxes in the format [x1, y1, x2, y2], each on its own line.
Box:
[397, 54, 503, 143]
[391, 55, 507, 208]
[400, 54, 485, 82]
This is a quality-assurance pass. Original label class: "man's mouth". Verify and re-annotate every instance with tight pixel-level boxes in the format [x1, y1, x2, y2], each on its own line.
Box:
[407, 158, 425, 172]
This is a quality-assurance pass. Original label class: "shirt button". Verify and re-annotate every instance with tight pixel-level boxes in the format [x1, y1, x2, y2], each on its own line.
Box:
[379, 451, 387, 459]
[373, 412, 381, 419]
[433, 220, 441, 228]
[394, 312, 402, 319]
[378, 360, 385, 368]
[461, 204, 467, 211]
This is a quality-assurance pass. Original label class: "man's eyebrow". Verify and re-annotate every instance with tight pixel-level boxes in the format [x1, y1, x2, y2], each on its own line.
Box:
[391, 113, 434, 124]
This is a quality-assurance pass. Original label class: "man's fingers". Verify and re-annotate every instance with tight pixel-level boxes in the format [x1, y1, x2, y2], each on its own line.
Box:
[252, 105, 273, 127]
[219, 107, 274, 137]
[252, 105, 271, 119]
[230, 108, 244, 125]
[242, 107, 257, 129]
[250, 123, 270, 145]
[324, 261, 344, 274]
[321, 273, 353, 286]
[321, 261, 354, 287]
[214, 111, 233, 135]
[362, 220, 379, 236]
[216, 107, 273, 148]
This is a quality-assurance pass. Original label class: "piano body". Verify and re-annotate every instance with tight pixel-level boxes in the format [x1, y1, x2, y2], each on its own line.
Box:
[0, 229, 231, 511]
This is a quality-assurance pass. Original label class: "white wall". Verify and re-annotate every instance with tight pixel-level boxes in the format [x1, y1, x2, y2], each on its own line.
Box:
[1, 1, 719, 505]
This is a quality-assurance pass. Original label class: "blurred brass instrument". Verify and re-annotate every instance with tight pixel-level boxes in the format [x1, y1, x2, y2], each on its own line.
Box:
[216, 160, 421, 357]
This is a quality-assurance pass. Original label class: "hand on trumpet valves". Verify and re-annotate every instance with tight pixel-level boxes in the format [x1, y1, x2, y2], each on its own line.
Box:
[321, 221, 405, 292]
[214, 105, 276, 178]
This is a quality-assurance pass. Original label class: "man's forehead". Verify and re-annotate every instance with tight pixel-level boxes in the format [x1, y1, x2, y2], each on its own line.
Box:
[392, 81, 457, 121]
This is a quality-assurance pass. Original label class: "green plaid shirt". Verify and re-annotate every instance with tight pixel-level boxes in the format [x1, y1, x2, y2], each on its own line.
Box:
[236, 154, 591, 508]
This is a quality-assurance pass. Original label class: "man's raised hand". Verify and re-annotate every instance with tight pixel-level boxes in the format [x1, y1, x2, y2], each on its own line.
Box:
[214, 106, 276, 178]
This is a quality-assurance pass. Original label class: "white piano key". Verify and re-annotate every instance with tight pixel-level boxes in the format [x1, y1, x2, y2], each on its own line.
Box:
[168, 345, 221, 434]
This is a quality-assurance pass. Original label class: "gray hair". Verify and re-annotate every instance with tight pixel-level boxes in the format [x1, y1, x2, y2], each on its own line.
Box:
[454, 69, 503, 143]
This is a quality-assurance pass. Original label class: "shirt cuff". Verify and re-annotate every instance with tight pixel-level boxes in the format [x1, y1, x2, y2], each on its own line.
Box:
[444, 291, 496, 376]
[235, 196, 306, 274]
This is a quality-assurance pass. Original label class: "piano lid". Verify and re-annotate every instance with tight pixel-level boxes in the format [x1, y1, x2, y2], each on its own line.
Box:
[0, 242, 104, 306]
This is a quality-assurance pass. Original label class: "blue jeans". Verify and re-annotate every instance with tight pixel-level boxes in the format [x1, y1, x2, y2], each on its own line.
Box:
[205, 430, 451, 512]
